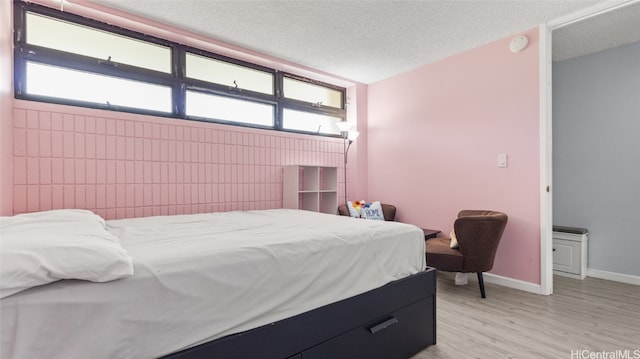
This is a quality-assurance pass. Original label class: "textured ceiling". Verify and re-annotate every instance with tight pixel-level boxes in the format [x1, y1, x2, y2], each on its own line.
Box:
[93, 0, 639, 84]
[552, 1, 640, 62]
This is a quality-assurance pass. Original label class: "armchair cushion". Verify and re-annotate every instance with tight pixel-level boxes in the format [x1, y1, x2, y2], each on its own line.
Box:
[425, 237, 463, 272]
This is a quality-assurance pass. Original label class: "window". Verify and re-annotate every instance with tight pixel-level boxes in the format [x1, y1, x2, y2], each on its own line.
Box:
[26, 62, 172, 113]
[186, 53, 274, 95]
[14, 0, 346, 136]
[186, 91, 274, 127]
[26, 12, 171, 73]
[282, 109, 341, 135]
[283, 76, 343, 109]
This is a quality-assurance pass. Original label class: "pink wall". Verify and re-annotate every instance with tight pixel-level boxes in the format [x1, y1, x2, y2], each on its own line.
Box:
[367, 28, 541, 284]
[8, 101, 343, 220]
[1, 1, 351, 219]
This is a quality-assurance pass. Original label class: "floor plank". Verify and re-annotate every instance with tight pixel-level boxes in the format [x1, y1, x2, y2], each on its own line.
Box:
[411, 274, 640, 359]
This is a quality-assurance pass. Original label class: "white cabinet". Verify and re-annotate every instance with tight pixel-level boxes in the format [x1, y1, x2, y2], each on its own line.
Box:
[552, 227, 588, 280]
[283, 165, 338, 214]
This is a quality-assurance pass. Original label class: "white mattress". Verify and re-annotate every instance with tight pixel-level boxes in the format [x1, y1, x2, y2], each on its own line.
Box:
[1, 209, 425, 359]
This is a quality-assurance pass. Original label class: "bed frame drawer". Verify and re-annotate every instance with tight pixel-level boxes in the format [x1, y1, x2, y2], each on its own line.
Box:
[301, 296, 435, 359]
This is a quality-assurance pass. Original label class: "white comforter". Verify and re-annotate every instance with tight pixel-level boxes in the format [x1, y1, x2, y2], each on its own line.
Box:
[1, 209, 425, 359]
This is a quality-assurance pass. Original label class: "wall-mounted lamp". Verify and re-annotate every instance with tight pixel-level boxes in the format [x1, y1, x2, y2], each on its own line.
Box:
[336, 122, 359, 206]
[510, 35, 529, 53]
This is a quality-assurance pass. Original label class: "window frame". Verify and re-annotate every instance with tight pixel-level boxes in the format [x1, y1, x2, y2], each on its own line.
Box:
[12, 0, 347, 137]
[282, 73, 345, 110]
[181, 46, 279, 129]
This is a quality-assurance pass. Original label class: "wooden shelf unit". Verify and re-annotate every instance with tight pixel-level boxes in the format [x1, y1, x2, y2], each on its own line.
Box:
[283, 165, 338, 214]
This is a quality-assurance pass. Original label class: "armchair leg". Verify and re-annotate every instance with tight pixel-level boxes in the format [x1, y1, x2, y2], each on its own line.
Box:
[477, 272, 486, 298]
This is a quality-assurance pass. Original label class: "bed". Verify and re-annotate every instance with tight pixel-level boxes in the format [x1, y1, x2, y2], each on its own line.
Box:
[1, 209, 436, 359]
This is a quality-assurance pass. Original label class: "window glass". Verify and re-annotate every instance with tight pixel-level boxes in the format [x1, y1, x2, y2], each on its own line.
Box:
[186, 91, 274, 127]
[283, 77, 343, 109]
[282, 109, 341, 135]
[26, 12, 171, 73]
[26, 62, 172, 113]
[186, 53, 274, 95]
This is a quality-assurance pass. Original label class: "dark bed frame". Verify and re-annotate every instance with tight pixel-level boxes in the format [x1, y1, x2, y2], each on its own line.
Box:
[163, 268, 436, 359]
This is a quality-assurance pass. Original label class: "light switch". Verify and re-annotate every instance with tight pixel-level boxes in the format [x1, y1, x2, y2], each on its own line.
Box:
[498, 154, 508, 168]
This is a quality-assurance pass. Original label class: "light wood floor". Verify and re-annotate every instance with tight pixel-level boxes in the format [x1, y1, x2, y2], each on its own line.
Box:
[412, 274, 640, 359]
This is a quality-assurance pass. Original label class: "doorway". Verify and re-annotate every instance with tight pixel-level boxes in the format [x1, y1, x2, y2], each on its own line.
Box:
[541, 0, 640, 294]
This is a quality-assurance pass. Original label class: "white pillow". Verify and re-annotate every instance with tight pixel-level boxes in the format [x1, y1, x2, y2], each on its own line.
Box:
[361, 201, 385, 221]
[347, 200, 362, 217]
[0, 209, 134, 299]
[347, 200, 385, 221]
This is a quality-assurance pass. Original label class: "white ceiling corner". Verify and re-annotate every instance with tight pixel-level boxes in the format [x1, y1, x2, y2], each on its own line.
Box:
[93, 0, 638, 84]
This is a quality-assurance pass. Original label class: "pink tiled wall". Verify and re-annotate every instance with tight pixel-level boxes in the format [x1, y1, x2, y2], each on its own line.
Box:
[11, 102, 343, 219]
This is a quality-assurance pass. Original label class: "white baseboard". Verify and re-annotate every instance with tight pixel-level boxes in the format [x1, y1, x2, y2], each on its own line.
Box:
[463, 272, 543, 295]
[444, 269, 640, 297]
[481, 272, 543, 294]
[587, 268, 640, 286]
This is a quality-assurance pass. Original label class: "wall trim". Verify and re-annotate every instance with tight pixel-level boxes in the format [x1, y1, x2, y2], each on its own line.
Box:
[452, 269, 640, 296]
[588, 269, 640, 286]
[466, 272, 543, 295]
[459, 269, 640, 295]
[539, 23, 553, 296]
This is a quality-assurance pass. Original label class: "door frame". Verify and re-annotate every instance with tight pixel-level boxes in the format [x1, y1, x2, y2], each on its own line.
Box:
[539, 0, 639, 295]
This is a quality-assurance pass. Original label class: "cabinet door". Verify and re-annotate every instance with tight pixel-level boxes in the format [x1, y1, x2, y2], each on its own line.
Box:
[553, 239, 580, 274]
